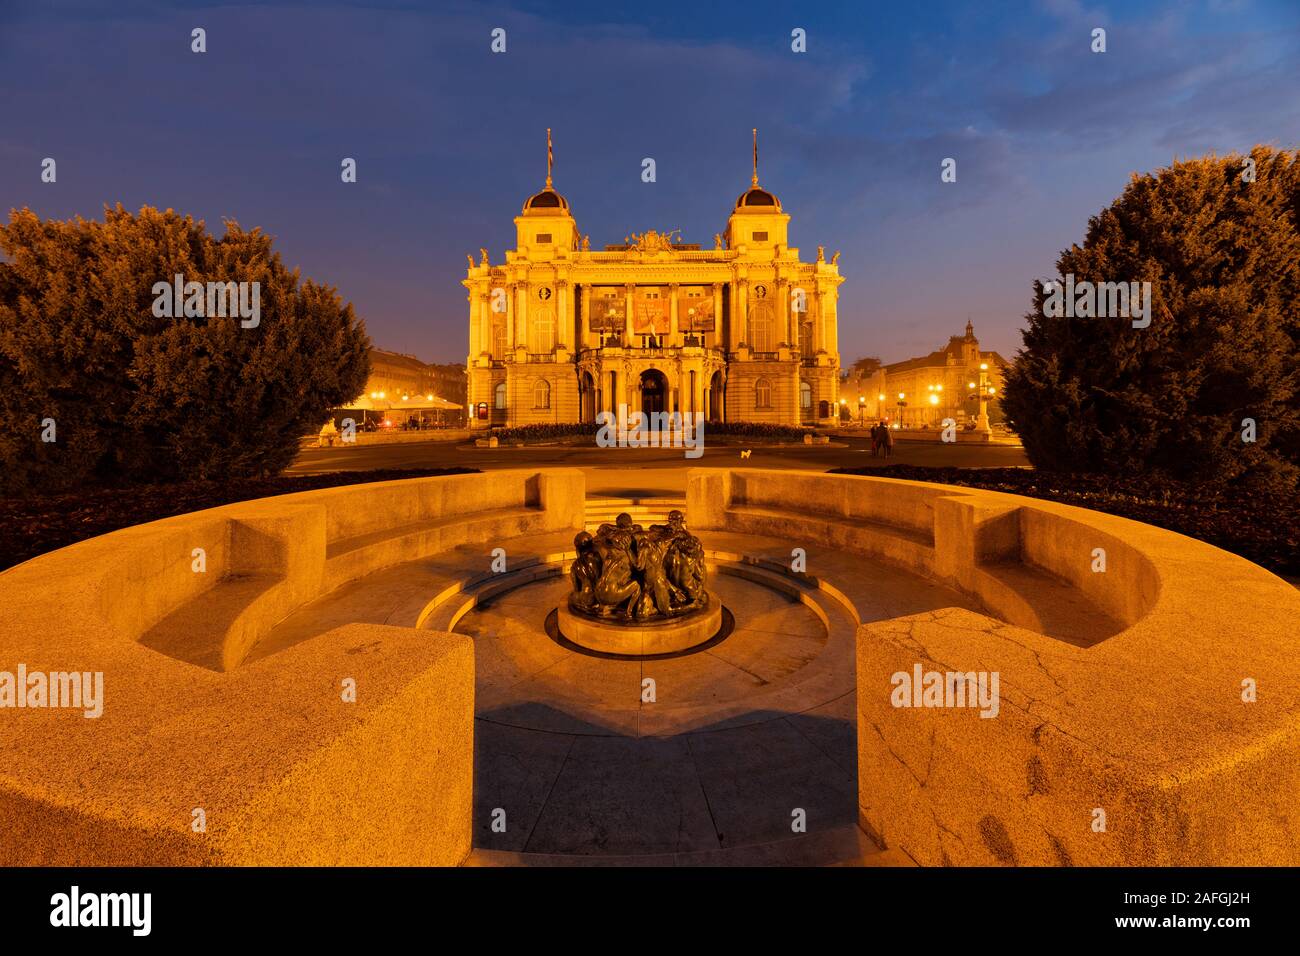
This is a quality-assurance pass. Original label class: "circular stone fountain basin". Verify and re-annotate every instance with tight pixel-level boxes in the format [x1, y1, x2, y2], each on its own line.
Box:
[556, 593, 723, 657]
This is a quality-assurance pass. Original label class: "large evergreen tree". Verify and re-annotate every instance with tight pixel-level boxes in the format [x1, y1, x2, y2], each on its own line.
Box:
[0, 205, 371, 493]
[1002, 147, 1300, 490]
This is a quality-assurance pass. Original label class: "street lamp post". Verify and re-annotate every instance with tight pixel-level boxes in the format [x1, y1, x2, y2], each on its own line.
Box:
[858, 395, 865, 426]
[976, 363, 991, 433]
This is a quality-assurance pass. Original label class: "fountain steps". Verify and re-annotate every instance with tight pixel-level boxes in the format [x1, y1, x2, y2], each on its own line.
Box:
[583, 496, 686, 531]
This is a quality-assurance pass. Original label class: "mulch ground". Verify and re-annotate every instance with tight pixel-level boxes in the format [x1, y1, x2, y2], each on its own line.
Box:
[828, 465, 1299, 580]
[0, 468, 477, 572]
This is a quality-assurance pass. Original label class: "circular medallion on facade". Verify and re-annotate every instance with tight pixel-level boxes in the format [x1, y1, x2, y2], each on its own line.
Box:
[754, 284, 768, 299]
[537, 286, 553, 301]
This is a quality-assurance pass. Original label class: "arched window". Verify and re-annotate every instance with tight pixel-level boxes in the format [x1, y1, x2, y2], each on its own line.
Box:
[531, 308, 555, 353]
[755, 377, 772, 409]
[491, 318, 507, 359]
[494, 382, 507, 410]
[799, 380, 812, 409]
[533, 379, 551, 409]
[749, 302, 773, 352]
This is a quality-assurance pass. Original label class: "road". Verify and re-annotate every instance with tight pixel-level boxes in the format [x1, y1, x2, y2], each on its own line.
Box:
[288, 434, 1031, 497]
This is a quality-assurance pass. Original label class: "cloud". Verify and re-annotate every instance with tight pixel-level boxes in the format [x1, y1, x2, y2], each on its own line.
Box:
[1, 0, 1296, 366]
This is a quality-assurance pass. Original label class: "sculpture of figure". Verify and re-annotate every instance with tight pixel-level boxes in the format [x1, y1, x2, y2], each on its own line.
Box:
[597, 512, 642, 549]
[649, 509, 686, 539]
[480, 247, 489, 266]
[593, 538, 640, 615]
[714, 233, 724, 250]
[466, 253, 475, 269]
[627, 230, 679, 253]
[569, 531, 602, 609]
[632, 529, 674, 620]
[831, 251, 840, 266]
[666, 531, 706, 607]
[570, 509, 708, 622]
[816, 245, 825, 263]
[581, 234, 590, 251]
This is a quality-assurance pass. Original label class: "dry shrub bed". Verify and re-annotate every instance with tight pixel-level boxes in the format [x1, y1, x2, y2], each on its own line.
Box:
[0, 468, 477, 572]
[828, 465, 1298, 579]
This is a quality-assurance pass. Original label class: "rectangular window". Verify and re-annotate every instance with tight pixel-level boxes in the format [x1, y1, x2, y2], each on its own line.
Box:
[753, 231, 768, 242]
[536, 233, 552, 244]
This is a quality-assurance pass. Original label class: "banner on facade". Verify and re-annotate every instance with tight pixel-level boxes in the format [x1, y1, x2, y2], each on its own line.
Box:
[588, 296, 625, 333]
[677, 289, 715, 332]
[633, 288, 670, 335]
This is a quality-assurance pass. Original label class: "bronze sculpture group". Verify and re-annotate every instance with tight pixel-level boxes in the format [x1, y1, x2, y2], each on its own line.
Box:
[569, 510, 709, 622]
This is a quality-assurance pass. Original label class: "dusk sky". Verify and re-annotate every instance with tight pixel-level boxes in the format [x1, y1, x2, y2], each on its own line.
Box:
[2, 0, 1297, 366]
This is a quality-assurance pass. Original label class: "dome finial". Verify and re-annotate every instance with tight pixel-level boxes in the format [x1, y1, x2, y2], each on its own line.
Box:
[546, 127, 554, 189]
[752, 128, 759, 187]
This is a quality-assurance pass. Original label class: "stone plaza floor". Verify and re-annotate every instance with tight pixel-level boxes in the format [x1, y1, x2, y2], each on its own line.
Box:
[246, 522, 981, 865]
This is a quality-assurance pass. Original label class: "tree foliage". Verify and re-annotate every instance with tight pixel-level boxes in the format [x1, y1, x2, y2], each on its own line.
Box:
[1001, 147, 1300, 490]
[0, 205, 371, 493]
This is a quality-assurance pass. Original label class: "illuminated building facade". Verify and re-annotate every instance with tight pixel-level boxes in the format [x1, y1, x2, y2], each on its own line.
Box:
[464, 132, 843, 428]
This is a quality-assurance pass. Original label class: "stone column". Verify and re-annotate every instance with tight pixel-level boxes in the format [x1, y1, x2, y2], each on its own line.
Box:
[668, 283, 679, 346]
[825, 290, 838, 358]
[556, 280, 569, 352]
[515, 283, 528, 352]
[813, 288, 824, 353]
[738, 280, 749, 348]
[791, 366, 801, 424]
[777, 278, 790, 346]
[726, 281, 739, 351]
[743, 278, 754, 348]
[504, 283, 515, 351]
[580, 284, 591, 349]
[624, 283, 636, 343]
[468, 291, 480, 357]
[478, 291, 492, 357]
[711, 283, 722, 349]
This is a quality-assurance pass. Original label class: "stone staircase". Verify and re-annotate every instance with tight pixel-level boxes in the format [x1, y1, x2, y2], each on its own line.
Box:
[583, 496, 687, 532]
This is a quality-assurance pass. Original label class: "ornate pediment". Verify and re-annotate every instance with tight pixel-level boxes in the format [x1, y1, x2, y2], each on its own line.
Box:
[624, 229, 681, 252]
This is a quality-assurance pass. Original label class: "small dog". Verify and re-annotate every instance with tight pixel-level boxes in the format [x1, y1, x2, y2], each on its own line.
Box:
[740, 449, 752, 459]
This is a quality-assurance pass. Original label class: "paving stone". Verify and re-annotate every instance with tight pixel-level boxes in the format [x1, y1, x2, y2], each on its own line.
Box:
[522, 735, 719, 855]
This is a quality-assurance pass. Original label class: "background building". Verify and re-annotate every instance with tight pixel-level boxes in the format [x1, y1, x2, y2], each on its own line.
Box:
[342, 349, 465, 427]
[842, 322, 1008, 427]
[465, 133, 843, 429]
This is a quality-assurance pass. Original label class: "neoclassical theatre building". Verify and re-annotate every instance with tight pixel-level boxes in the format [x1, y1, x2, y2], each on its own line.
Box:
[465, 133, 843, 429]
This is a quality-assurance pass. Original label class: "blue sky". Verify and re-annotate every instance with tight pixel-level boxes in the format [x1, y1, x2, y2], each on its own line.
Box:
[2, 0, 1297, 365]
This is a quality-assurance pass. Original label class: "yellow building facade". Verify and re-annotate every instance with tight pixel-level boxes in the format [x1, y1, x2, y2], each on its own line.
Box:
[842, 322, 1008, 427]
[464, 133, 843, 429]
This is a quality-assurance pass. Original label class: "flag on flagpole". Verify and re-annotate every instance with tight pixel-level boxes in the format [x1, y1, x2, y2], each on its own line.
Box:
[752, 128, 758, 186]
[546, 128, 553, 186]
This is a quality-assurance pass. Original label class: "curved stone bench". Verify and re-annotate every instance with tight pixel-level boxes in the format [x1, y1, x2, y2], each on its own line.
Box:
[0, 469, 583, 866]
[6, 464, 1296, 867]
[687, 467, 1300, 865]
